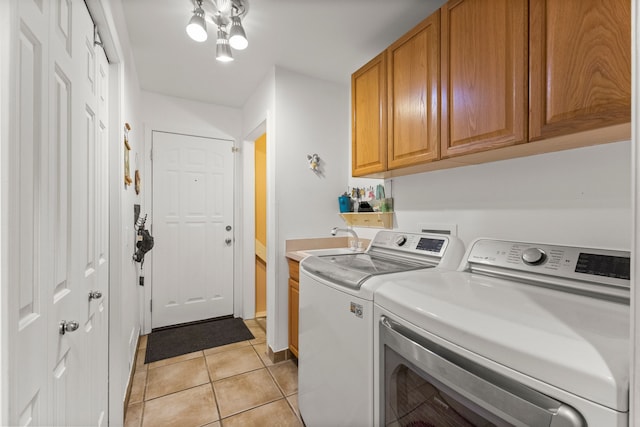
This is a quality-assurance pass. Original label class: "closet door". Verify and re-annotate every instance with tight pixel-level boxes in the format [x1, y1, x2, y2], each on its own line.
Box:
[11, 0, 109, 425]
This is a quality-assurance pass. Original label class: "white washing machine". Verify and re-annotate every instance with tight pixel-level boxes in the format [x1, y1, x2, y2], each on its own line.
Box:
[373, 238, 630, 426]
[298, 230, 465, 427]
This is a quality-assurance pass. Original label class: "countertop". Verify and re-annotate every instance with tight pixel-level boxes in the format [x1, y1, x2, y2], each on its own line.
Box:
[285, 236, 370, 262]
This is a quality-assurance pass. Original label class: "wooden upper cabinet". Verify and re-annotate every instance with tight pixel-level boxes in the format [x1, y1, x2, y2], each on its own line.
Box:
[387, 11, 440, 170]
[441, 0, 528, 158]
[352, 52, 387, 176]
[529, 0, 631, 141]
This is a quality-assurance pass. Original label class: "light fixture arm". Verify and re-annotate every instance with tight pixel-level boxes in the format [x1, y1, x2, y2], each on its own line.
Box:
[187, 0, 249, 60]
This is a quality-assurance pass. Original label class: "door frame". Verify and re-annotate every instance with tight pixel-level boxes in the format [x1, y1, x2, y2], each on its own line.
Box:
[142, 125, 237, 334]
[241, 122, 267, 321]
[0, 0, 11, 424]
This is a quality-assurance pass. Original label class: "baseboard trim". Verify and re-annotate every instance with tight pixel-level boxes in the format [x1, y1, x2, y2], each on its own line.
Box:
[123, 338, 139, 412]
[267, 345, 294, 363]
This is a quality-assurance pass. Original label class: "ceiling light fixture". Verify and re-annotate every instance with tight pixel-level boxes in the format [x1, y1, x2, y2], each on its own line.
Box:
[186, 0, 249, 62]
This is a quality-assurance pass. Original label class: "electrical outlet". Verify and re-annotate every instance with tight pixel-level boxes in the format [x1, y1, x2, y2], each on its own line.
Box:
[418, 223, 457, 236]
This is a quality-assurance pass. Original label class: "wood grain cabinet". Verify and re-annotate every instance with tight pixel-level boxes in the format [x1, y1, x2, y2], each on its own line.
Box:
[387, 11, 441, 169]
[287, 259, 299, 357]
[440, 0, 528, 158]
[529, 0, 631, 141]
[351, 52, 387, 176]
[351, 0, 630, 177]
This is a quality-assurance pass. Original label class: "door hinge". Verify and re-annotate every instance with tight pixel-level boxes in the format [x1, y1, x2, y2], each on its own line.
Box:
[150, 299, 152, 312]
[150, 148, 153, 160]
[231, 147, 240, 153]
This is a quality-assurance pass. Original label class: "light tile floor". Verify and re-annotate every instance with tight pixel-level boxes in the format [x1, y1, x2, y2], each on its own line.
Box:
[124, 319, 302, 427]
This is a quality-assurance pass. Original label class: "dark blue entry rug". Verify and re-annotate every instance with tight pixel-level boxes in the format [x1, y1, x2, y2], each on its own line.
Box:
[144, 316, 255, 364]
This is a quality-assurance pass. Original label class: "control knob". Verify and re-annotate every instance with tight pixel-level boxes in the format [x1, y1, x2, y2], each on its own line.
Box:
[395, 235, 407, 247]
[522, 247, 546, 265]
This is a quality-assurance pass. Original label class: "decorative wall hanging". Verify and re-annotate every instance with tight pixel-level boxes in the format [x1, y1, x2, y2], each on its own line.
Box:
[307, 153, 320, 173]
[135, 170, 141, 194]
[124, 123, 132, 186]
[134, 152, 141, 194]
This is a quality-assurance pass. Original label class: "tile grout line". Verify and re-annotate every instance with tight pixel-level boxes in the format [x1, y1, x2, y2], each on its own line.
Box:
[263, 359, 302, 422]
[131, 322, 272, 426]
[204, 346, 223, 425]
[214, 340, 273, 421]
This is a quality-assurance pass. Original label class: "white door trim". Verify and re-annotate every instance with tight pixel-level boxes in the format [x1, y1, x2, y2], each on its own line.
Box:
[0, 0, 13, 424]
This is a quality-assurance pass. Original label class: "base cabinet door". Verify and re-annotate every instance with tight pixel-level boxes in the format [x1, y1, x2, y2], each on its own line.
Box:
[288, 278, 299, 357]
[440, 0, 528, 158]
[529, 0, 631, 141]
[287, 259, 300, 357]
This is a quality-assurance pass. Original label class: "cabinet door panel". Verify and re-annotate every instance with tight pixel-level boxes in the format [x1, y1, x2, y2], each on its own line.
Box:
[288, 278, 299, 357]
[441, 0, 528, 158]
[388, 12, 440, 169]
[352, 52, 387, 176]
[529, 0, 631, 140]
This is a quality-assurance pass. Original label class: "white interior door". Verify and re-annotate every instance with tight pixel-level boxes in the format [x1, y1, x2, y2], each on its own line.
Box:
[152, 131, 235, 329]
[11, 0, 109, 425]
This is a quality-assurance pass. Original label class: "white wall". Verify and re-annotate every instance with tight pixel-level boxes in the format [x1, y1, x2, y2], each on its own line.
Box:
[98, 1, 145, 424]
[271, 67, 350, 352]
[240, 69, 275, 321]
[241, 66, 350, 353]
[141, 91, 242, 141]
[382, 141, 631, 250]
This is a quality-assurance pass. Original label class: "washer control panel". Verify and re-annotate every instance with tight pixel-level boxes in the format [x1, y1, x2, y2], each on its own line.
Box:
[467, 239, 630, 288]
[370, 231, 449, 257]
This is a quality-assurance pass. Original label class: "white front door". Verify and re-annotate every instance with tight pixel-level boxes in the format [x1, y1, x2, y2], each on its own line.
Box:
[152, 131, 235, 329]
[10, 0, 109, 425]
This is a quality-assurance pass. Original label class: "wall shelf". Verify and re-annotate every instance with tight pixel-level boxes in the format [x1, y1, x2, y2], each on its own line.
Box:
[339, 212, 393, 229]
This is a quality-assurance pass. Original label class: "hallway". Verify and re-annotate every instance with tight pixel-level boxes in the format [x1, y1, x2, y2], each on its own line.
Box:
[124, 319, 301, 427]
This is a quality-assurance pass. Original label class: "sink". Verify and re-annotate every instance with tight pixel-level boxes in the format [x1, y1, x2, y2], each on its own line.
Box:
[302, 247, 362, 257]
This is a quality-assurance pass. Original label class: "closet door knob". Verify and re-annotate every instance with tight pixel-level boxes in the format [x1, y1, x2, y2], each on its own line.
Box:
[59, 320, 80, 335]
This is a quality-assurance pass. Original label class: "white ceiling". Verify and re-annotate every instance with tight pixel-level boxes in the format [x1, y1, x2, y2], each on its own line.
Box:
[122, 0, 445, 108]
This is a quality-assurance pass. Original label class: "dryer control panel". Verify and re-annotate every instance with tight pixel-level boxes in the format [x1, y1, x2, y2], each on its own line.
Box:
[467, 239, 630, 292]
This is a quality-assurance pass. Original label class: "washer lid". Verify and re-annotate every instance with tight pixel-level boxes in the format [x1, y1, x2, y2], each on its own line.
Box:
[373, 270, 630, 411]
[301, 253, 429, 290]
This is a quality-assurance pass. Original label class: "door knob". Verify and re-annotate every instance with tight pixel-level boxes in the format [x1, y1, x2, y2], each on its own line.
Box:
[225, 238, 232, 246]
[59, 320, 80, 335]
[89, 290, 102, 300]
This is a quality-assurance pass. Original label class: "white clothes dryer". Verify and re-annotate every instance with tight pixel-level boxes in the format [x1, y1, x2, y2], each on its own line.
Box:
[373, 238, 630, 426]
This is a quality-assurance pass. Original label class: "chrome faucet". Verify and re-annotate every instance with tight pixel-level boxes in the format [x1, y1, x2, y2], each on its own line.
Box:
[331, 227, 360, 251]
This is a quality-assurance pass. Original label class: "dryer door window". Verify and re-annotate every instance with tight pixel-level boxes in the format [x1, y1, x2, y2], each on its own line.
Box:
[383, 348, 503, 427]
[379, 316, 586, 427]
